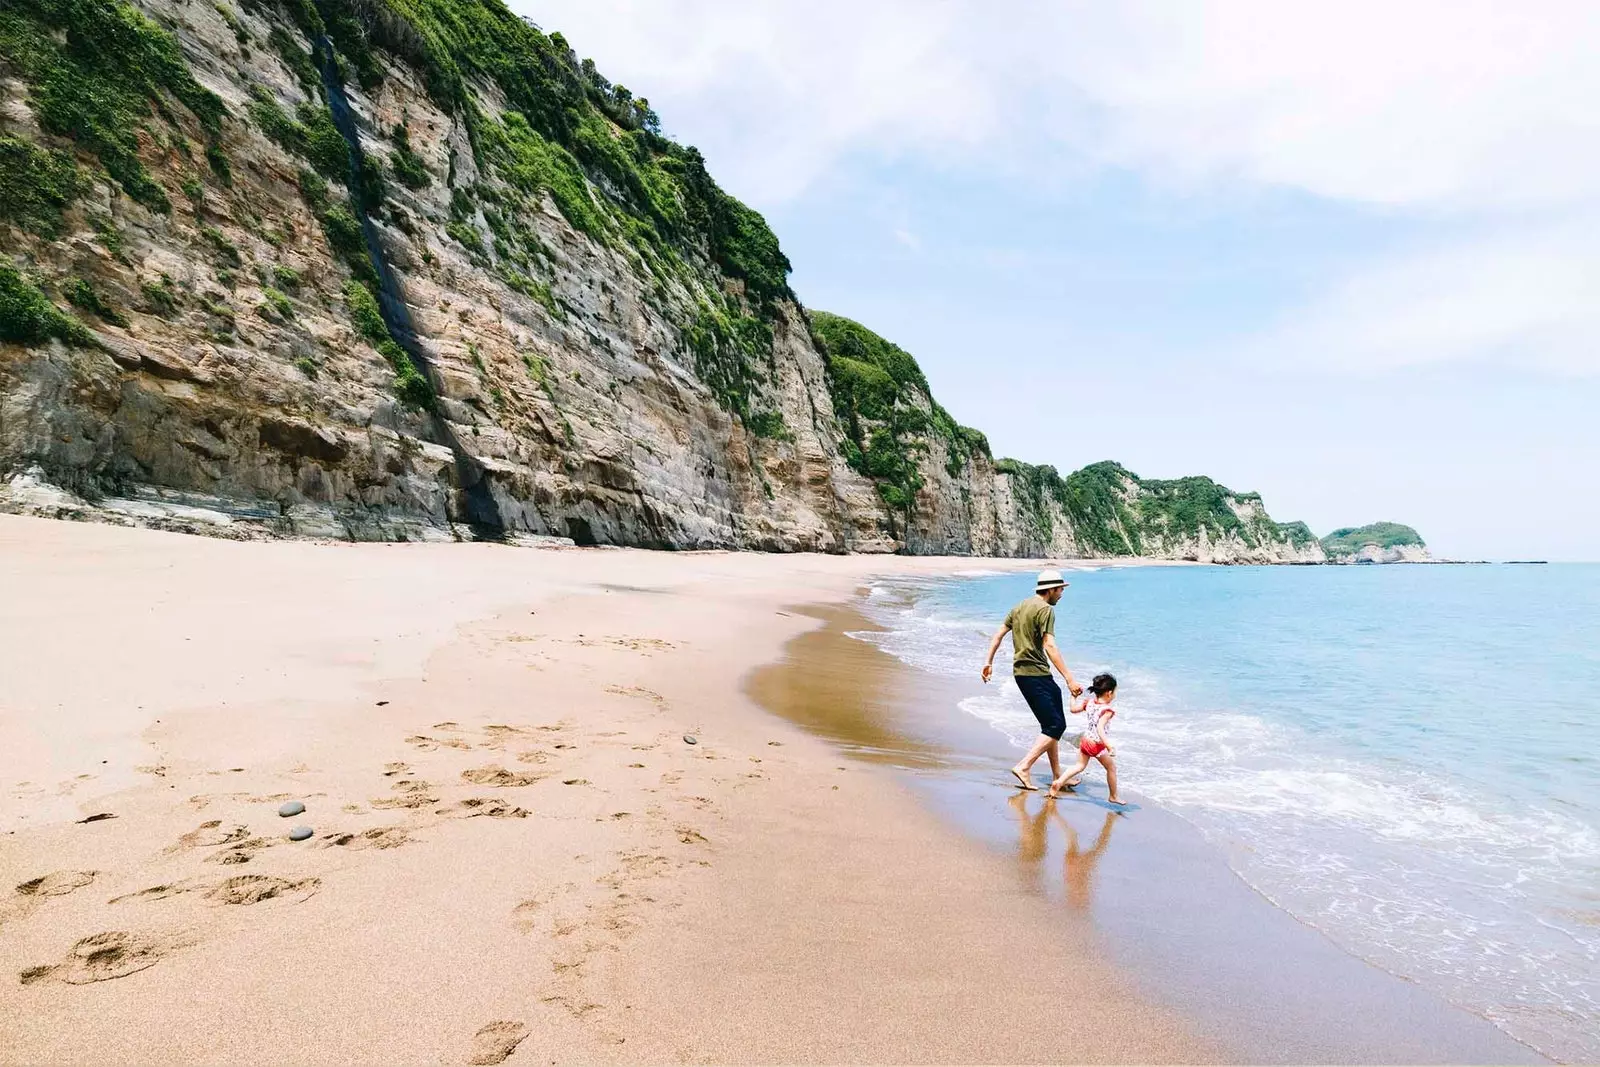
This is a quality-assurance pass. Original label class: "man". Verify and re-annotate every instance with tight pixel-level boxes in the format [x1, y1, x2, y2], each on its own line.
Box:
[981, 569, 1084, 790]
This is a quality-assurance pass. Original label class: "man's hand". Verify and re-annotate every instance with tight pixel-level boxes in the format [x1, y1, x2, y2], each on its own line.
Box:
[981, 663, 993, 683]
[1068, 681, 1084, 697]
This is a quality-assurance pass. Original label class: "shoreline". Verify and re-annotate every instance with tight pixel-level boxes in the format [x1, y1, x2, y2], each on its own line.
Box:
[757, 581, 1545, 1064]
[0, 515, 1209, 1063]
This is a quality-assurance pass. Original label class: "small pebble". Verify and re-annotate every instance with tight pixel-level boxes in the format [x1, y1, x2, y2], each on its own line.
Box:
[375, 700, 389, 706]
[287, 826, 313, 842]
[682, 735, 697, 745]
[77, 812, 117, 824]
[278, 800, 306, 818]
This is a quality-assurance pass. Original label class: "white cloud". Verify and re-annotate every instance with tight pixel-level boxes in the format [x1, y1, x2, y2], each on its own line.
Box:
[512, 0, 1600, 374]
[1245, 223, 1600, 374]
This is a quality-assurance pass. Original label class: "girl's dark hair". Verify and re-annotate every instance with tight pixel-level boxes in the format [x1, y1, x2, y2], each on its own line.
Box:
[1089, 672, 1117, 695]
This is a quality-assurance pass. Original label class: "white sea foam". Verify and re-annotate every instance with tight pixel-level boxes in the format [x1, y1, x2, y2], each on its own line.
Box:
[850, 574, 1600, 1063]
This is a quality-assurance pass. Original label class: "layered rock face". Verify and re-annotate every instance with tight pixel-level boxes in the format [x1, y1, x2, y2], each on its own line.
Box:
[0, 0, 1321, 561]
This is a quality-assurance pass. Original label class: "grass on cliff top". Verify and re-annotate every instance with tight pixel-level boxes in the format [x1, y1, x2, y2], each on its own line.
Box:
[312, 0, 792, 300]
[1321, 522, 1424, 555]
[0, 0, 228, 214]
[809, 310, 990, 521]
[992, 457, 1300, 557]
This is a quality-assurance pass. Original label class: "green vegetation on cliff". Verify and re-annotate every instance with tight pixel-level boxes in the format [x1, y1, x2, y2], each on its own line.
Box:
[811, 311, 989, 517]
[0, 136, 86, 237]
[1321, 522, 1424, 558]
[306, 0, 791, 306]
[0, 264, 94, 347]
[0, 0, 228, 213]
[993, 458, 1303, 556]
[276, 0, 796, 424]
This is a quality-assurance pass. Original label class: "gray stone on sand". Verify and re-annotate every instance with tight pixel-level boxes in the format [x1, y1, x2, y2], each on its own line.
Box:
[278, 800, 305, 817]
[683, 734, 697, 745]
[287, 825, 313, 841]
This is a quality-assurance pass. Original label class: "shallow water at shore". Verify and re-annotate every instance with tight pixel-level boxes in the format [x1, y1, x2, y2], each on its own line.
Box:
[748, 571, 1579, 1063]
[850, 565, 1599, 1063]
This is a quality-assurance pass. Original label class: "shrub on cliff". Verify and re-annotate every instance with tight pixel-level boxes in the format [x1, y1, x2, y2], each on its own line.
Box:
[0, 265, 94, 347]
[0, 0, 227, 212]
[0, 137, 86, 237]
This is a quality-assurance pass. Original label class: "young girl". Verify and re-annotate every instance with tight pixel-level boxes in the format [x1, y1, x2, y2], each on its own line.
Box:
[1047, 673, 1123, 804]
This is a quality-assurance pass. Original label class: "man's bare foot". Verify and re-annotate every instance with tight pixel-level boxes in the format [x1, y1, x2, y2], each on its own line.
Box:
[1010, 767, 1036, 790]
[1108, 796, 1124, 805]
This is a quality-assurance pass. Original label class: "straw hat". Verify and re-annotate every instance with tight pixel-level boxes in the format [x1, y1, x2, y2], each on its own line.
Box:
[1035, 569, 1068, 591]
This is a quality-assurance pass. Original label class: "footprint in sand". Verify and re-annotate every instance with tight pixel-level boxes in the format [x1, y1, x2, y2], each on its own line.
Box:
[604, 684, 668, 710]
[169, 820, 251, 852]
[405, 734, 472, 752]
[372, 779, 440, 809]
[460, 765, 539, 788]
[205, 837, 276, 866]
[16, 871, 96, 898]
[467, 1019, 528, 1065]
[110, 875, 319, 907]
[481, 725, 532, 748]
[108, 883, 186, 904]
[382, 762, 411, 777]
[21, 931, 168, 985]
[203, 875, 320, 906]
[514, 750, 548, 765]
[322, 826, 411, 851]
[372, 792, 439, 810]
[441, 797, 530, 819]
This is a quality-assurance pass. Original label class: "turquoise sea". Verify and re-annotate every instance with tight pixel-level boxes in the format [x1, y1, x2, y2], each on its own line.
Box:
[854, 564, 1599, 1063]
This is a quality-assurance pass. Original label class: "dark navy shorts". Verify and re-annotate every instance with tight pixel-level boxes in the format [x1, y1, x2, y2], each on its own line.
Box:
[1015, 674, 1065, 739]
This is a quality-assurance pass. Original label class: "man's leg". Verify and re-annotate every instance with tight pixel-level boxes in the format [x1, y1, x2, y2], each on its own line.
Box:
[1012, 734, 1055, 788]
[1046, 738, 1062, 781]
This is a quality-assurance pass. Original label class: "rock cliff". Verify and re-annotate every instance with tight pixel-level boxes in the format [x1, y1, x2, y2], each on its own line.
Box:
[1321, 522, 1430, 563]
[0, 0, 1341, 561]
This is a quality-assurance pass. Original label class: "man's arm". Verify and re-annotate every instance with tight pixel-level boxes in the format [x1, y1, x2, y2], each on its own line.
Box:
[1042, 633, 1083, 695]
[980, 624, 1011, 683]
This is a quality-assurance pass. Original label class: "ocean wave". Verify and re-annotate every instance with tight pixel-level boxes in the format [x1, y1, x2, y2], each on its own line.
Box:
[848, 573, 1600, 1062]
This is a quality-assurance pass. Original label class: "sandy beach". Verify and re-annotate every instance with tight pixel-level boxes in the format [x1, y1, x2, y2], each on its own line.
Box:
[0, 515, 1213, 1064]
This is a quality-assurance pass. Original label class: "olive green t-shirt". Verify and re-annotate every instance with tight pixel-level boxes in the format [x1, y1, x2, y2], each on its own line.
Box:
[1005, 596, 1056, 677]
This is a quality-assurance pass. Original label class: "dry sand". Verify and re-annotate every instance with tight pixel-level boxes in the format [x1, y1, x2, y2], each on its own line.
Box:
[0, 514, 1213, 1063]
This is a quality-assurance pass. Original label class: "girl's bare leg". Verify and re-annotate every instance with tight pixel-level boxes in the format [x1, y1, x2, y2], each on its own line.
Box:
[1099, 754, 1121, 804]
[1048, 752, 1091, 797]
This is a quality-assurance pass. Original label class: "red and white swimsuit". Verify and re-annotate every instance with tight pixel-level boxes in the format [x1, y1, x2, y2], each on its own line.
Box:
[1080, 699, 1114, 757]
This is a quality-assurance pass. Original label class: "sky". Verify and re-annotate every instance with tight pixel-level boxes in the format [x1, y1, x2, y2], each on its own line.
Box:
[512, 1, 1600, 560]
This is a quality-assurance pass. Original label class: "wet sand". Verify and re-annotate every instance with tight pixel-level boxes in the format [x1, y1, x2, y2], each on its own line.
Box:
[747, 599, 1546, 1064]
[0, 515, 1211, 1064]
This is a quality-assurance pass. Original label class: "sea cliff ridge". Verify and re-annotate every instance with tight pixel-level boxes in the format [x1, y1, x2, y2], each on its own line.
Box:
[0, 0, 1415, 561]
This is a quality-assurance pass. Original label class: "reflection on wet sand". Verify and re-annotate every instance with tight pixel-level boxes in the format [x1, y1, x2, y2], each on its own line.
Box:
[1009, 792, 1118, 910]
[745, 604, 959, 769]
